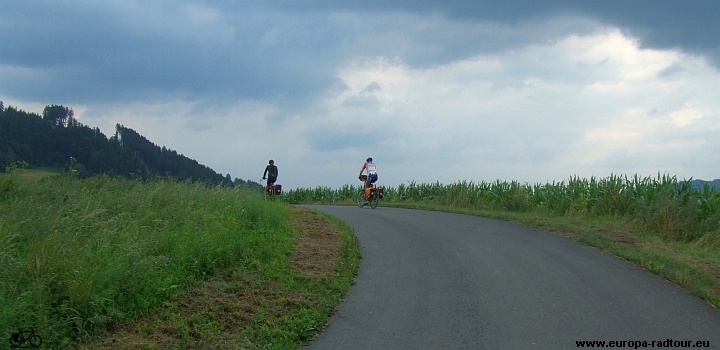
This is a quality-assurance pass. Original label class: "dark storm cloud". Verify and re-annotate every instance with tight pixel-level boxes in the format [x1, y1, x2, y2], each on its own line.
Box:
[0, 1, 343, 105]
[273, 0, 720, 64]
[1, 0, 718, 107]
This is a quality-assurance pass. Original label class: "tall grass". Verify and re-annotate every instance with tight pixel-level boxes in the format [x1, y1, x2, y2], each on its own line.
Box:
[1, 172, 290, 348]
[283, 174, 720, 245]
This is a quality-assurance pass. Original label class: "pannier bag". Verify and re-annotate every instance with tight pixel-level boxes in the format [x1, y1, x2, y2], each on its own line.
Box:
[377, 187, 384, 199]
[265, 184, 282, 194]
[365, 187, 372, 198]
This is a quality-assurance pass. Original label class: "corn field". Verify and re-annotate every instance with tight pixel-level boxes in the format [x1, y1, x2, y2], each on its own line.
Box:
[283, 174, 720, 243]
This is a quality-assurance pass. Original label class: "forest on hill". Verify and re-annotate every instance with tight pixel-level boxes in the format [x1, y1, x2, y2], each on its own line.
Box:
[0, 102, 259, 188]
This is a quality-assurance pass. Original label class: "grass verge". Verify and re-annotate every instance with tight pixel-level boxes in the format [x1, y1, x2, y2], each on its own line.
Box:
[78, 207, 360, 349]
[1, 170, 360, 349]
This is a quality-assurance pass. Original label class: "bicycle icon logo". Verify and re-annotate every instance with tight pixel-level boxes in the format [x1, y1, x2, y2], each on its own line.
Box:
[9, 327, 42, 348]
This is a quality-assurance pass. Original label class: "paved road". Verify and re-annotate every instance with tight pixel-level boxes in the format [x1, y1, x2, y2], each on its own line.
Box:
[304, 206, 720, 350]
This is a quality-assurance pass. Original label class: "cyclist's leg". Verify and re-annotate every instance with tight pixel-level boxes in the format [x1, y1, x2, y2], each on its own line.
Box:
[363, 177, 370, 202]
[366, 173, 376, 187]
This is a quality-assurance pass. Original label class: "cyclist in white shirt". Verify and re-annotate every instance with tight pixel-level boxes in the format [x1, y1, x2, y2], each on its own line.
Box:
[359, 157, 378, 188]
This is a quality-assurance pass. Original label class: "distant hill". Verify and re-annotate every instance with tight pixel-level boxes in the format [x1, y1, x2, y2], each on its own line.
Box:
[690, 179, 720, 191]
[0, 102, 261, 189]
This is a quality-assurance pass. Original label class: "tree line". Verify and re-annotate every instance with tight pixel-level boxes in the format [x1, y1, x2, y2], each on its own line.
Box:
[0, 101, 259, 188]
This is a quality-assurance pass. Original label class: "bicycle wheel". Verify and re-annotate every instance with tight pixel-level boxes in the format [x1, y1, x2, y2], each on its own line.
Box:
[9, 335, 22, 348]
[357, 189, 366, 208]
[369, 188, 379, 209]
[29, 335, 42, 347]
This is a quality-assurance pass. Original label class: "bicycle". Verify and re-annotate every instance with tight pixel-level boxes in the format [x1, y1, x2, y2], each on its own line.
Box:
[263, 180, 281, 200]
[9, 327, 42, 348]
[357, 175, 381, 209]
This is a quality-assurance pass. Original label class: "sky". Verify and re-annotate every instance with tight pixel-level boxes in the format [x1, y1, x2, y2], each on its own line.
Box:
[1, 0, 719, 189]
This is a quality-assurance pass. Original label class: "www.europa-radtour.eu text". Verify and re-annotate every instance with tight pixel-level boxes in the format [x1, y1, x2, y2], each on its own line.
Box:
[575, 339, 710, 348]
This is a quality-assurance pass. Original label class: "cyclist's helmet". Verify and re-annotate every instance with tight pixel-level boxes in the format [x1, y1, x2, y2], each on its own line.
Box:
[366, 157, 373, 162]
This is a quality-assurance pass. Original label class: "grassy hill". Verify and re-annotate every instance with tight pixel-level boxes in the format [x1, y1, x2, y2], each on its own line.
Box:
[1, 169, 359, 349]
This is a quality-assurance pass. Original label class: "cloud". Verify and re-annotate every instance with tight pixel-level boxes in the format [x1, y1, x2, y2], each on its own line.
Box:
[2, 2, 719, 189]
[287, 28, 720, 186]
[668, 106, 709, 129]
[276, 0, 720, 65]
[1, 1, 344, 104]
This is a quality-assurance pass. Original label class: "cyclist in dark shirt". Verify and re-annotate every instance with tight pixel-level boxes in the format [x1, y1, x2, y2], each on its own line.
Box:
[262, 160, 278, 186]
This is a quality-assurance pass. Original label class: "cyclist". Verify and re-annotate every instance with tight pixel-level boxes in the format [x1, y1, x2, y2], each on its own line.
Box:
[262, 159, 278, 187]
[359, 157, 378, 189]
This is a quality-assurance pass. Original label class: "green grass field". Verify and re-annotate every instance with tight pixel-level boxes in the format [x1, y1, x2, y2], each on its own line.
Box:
[1, 169, 359, 349]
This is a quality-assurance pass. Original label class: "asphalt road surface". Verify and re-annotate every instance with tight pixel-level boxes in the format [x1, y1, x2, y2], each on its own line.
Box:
[304, 206, 720, 350]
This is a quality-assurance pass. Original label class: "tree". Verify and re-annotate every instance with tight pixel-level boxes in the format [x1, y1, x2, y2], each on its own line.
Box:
[66, 115, 80, 128]
[2, 106, 229, 184]
[42, 104, 74, 127]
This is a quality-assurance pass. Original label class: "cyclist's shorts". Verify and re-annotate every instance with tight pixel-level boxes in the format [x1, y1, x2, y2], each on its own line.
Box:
[267, 176, 277, 186]
[367, 173, 378, 183]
